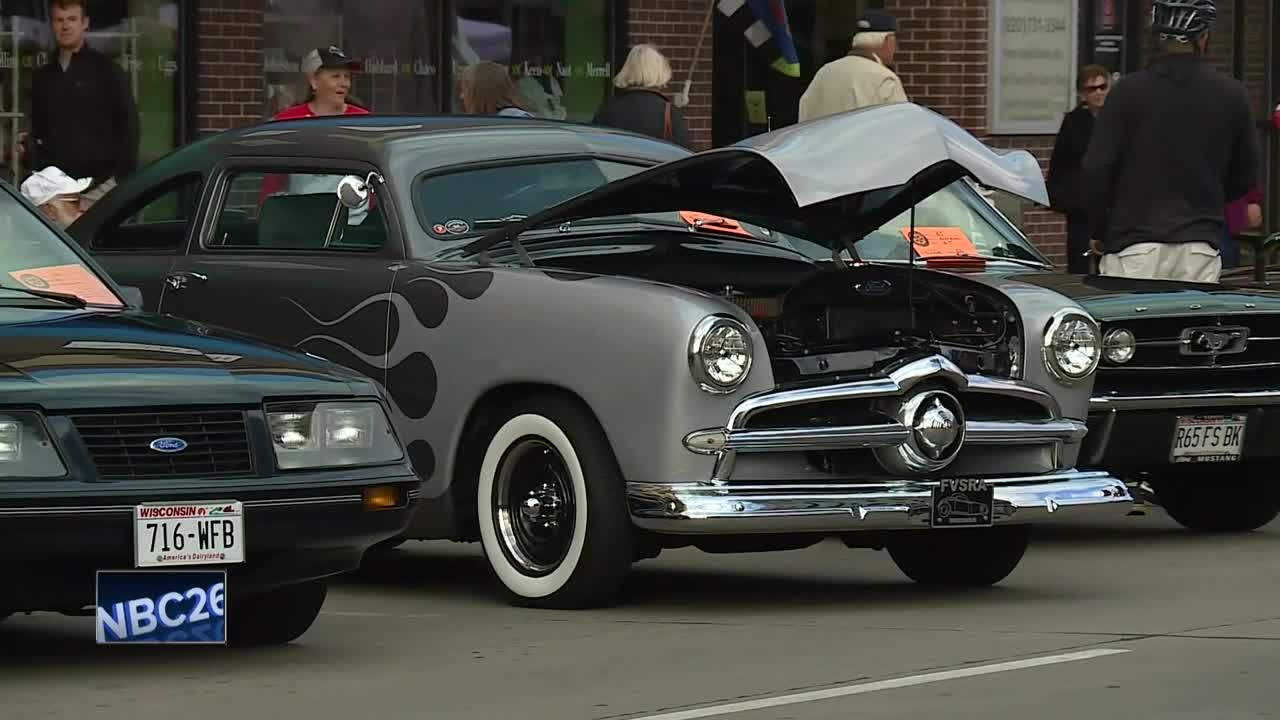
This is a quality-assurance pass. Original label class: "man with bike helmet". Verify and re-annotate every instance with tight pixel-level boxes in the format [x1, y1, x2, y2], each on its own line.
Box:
[1081, 0, 1260, 283]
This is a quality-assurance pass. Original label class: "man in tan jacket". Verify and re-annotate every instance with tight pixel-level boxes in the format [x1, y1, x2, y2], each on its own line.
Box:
[798, 11, 908, 121]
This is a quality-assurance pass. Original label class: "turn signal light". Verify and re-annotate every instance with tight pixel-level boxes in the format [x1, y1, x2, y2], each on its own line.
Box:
[363, 485, 402, 511]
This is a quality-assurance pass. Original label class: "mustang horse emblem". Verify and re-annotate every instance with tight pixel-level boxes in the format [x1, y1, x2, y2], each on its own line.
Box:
[1181, 326, 1248, 356]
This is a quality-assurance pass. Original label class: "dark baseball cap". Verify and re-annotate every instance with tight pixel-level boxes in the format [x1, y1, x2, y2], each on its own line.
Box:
[301, 45, 362, 75]
[854, 10, 898, 33]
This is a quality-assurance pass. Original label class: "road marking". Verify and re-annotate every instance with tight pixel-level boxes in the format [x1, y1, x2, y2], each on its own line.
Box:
[624, 648, 1130, 720]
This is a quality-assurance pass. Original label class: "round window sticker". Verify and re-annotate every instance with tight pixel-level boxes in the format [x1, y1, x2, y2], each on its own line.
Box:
[908, 231, 930, 247]
[18, 273, 50, 289]
[444, 219, 471, 235]
[432, 223, 448, 235]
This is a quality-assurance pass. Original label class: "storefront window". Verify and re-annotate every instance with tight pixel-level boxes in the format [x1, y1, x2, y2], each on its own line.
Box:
[5, 0, 180, 187]
[450, 0, 615, 122]
[263, 0, 444, 117]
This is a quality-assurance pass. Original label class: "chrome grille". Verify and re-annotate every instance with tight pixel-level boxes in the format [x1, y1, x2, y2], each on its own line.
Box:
[70, 410, 254, 480]
[1100, 315, 1280, 370]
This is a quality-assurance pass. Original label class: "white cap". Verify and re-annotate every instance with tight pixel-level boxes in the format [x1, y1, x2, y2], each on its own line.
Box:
[20, 166, 92, 207]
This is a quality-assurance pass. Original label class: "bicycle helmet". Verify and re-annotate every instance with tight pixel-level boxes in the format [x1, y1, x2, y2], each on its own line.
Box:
[1150, 0, 1217, 43]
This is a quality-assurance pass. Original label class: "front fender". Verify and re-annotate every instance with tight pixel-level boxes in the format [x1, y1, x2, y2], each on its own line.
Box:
[973, 273, 1100, 421]
[393, 264, 777, 503]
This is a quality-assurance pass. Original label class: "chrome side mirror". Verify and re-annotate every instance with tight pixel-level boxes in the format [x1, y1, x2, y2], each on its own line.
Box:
[336, 175, 369, 210]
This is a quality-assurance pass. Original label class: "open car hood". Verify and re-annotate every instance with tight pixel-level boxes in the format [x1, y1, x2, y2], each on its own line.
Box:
[461, 103, 1050, 255]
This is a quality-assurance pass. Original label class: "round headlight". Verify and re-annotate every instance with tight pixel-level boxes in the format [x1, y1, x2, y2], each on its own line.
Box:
[1103, 327, 1136, 364]
[689, 316, 753, 393]
[1042, 310, 1101, 382]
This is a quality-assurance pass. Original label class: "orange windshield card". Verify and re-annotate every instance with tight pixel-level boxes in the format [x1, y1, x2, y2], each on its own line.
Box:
[679, 210, 754, 237]
[9, 264, 123, 307]
[899, 226, 979, 257]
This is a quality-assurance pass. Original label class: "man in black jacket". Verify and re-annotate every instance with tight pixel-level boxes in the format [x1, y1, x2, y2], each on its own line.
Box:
[18, 0, 139, 204]
[1048, 65, 1111, 274]
[1081, 0, 1259, 283]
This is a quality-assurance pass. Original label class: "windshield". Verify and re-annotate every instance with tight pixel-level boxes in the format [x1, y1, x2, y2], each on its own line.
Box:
[0, 189, 122, 307]
[774, 180, 1052, 266]
[415, 158, 653, 245]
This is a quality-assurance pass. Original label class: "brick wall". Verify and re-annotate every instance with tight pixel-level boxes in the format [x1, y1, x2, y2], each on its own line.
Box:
[883, 0, 1067, 266]
[196, 0, 266, 134]
[624, 0, 715, 150]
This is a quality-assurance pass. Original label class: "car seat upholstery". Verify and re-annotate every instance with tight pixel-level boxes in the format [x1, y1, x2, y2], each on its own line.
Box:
[257, 193, 345, 248]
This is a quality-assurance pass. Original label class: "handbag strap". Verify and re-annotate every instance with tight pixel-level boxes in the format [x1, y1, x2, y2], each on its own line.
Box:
[663, 102, 672, 140]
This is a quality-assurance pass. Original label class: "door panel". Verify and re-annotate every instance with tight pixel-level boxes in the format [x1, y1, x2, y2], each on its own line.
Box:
[76, 181, 203, 311]
[158, 166, 401, 388]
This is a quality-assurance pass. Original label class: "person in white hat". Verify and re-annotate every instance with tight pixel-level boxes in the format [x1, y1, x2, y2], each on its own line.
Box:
[20, 166, 91, 229]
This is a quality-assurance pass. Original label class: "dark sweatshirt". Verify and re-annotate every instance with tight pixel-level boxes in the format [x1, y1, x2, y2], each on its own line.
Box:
[592, 88, 691, 149]
[29, 44, 140, 183]
[1081, 52, 1259, 253]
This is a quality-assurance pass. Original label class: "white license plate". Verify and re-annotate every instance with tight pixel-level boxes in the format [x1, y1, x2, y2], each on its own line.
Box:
[134, 501, 245, 568]
[1170, 414, 1247, 463]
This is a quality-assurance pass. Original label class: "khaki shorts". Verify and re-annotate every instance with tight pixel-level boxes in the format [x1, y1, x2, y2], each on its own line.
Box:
[1098, 241, 1222, 284]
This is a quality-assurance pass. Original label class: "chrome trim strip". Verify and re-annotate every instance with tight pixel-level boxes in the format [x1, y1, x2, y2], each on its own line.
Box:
[1090, 390, 1280, 410]
[726, 423, 909, 452]
[1102, 362, 1280, 371]
[726, 355, 969, 431]
[965, 419, 1088, 444]
[692, 418, 1083, 455]
[628, 470, 1133, 534]
[0, 494, 369, 517]
[964, 374, 1060, 417]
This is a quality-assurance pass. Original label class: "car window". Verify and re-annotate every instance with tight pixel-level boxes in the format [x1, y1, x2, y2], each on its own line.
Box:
[90, 173, 202, 252]
[767, 180, 1051, 265]
[208, 170, 390, 252]
[0, 189, 123, 307]
[415, 158, 649, 241]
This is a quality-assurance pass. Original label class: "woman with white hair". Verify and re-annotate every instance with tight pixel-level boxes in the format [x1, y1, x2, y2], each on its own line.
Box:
[592, 44, 690, 148]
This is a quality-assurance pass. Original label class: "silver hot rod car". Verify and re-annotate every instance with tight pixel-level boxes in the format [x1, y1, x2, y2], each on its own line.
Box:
[68, 103, 1135, 609]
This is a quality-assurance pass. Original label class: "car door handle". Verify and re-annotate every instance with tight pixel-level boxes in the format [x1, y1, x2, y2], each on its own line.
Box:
[165, 271, 208, 290]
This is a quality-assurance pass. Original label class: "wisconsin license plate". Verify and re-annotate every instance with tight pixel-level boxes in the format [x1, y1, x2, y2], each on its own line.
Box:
[134, 501, 245, 568]
[931, 478, 994, 528]
[1170, 414, 1247, 464]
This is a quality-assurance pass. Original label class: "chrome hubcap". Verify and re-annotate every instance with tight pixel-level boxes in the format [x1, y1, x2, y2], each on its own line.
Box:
[494, 438, 576, 576]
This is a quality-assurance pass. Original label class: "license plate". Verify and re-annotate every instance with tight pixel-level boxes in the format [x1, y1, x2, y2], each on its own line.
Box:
[134, 501, 245, 568]
[931, 478, 994, 528]
[1170, 414, 1247, 463]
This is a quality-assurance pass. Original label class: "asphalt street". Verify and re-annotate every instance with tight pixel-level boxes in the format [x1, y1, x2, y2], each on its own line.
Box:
[3, 508, 1278, 720]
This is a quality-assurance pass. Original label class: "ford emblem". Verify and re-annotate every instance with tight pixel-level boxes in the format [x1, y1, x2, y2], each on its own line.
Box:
[148, 437, 189, 453]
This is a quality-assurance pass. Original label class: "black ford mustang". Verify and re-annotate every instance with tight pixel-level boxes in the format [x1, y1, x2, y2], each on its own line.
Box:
[0, 180, 421, 644]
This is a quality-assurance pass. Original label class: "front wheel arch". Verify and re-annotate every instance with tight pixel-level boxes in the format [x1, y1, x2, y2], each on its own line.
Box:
[449, 382, 624, 541]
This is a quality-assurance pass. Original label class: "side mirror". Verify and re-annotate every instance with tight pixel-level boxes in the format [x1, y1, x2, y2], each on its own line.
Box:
[336, 175, 370, 210]
[119, 285, 144, 308]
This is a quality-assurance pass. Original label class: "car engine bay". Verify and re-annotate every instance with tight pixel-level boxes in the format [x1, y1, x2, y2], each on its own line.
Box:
[716, 263, 1022, 385]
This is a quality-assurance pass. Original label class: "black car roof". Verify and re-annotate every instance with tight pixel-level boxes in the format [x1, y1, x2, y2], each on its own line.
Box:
[170, 114, 690, 167]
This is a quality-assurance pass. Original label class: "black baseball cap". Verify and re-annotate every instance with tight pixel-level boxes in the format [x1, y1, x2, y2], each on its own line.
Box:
[854, 10, 898, 34]
[301, 45, 362, 75]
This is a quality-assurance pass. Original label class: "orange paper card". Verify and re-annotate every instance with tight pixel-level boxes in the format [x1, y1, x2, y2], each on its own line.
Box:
[679, 211, 754, 238]
[9, 264, 123, 307]
[899, 226, 979, 258]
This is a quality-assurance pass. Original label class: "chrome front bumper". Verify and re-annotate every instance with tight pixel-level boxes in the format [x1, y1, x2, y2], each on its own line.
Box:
[628, 470, 1134, 534]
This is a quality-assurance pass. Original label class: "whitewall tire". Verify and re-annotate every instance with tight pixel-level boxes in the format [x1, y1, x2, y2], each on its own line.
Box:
[475, 395, 634, 609]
